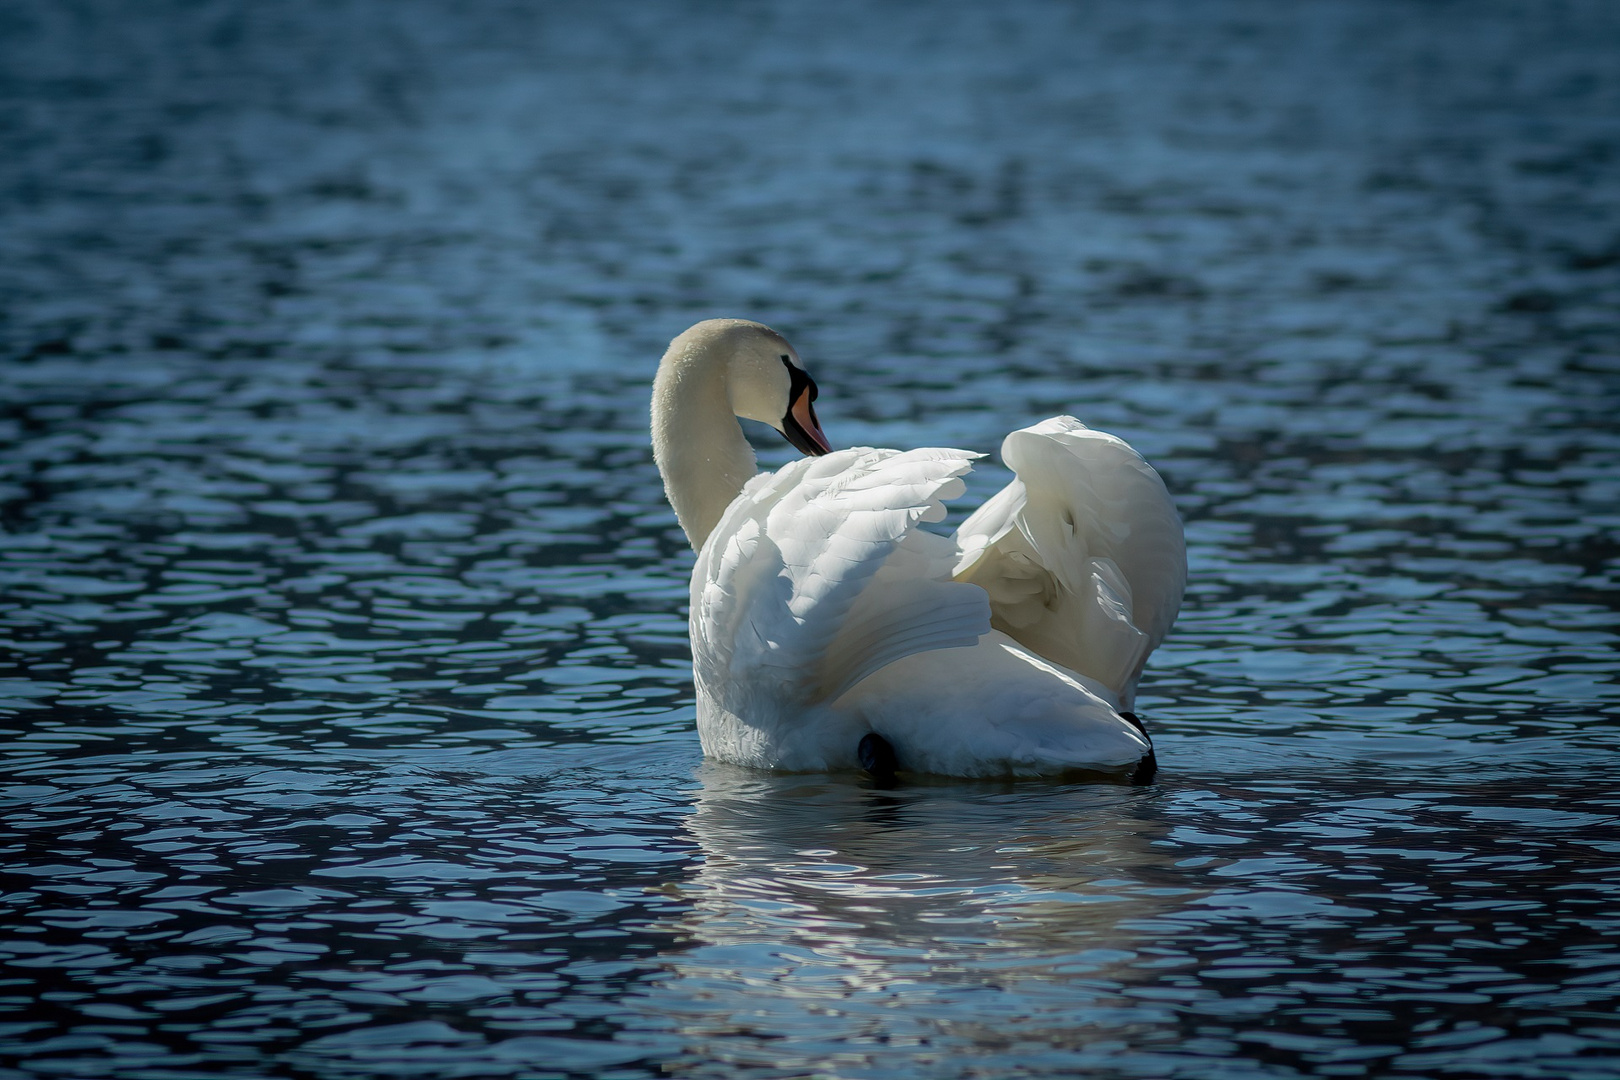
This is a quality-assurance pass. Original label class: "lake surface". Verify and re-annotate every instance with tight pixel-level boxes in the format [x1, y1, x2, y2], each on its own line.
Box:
[2, 2, 1618, 1077]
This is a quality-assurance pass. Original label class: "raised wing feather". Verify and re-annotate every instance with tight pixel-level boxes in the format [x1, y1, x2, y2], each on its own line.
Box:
[953, 417, 1185, 708]
[692, 446, 991, 717]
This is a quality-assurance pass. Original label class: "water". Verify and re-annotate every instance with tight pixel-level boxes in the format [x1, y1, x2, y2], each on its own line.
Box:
[1, 1, 1618, 1077]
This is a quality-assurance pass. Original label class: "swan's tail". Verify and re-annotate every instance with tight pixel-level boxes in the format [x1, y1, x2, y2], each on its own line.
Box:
[953, 417, 1186, 709]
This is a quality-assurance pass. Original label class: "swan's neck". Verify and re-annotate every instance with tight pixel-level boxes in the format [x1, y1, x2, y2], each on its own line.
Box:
[651, 348, 757, 552]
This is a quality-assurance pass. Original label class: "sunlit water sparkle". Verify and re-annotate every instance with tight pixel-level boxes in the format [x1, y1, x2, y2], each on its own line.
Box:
[2, 2, 1618, 1078]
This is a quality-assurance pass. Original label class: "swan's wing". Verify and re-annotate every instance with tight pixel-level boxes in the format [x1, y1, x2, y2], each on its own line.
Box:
[693, 446, 991, 712]
[952, 416, 1185, 708]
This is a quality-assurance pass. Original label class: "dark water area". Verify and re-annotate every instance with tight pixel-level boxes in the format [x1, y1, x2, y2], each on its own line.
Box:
[2, 1, 1619, 1077]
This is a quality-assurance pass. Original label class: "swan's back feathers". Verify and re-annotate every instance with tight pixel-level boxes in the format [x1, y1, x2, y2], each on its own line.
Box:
[693, 447, 991, 723]
[953, 417, 1186, 709]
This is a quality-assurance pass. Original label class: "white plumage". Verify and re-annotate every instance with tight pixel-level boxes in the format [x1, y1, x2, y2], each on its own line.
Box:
[652, 319, 1186, 778]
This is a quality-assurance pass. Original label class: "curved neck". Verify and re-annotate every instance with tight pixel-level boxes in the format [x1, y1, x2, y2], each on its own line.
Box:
[651, 343, 757, 552]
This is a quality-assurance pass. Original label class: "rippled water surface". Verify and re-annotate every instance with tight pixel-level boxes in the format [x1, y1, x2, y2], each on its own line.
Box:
[3, 2, 1619, 1077]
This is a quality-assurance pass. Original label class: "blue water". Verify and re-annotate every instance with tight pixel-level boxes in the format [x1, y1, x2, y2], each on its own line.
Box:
[2, 2, 1618, 1077]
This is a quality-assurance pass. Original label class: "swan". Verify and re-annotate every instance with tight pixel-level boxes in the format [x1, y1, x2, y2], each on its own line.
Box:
[651, 318, 1186, 780]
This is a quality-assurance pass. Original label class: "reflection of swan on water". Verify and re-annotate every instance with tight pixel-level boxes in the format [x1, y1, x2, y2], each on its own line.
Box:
[664, 763, 1179, 948]
[651, 319, 1185, 780]
[629, 764, 1190, 1071]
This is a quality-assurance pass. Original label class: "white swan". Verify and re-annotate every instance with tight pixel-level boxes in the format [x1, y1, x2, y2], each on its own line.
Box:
[651, 318, 1186, 779]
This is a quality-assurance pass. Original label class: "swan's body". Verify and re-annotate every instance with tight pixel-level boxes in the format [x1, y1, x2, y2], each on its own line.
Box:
[653, 319, 1185, 779]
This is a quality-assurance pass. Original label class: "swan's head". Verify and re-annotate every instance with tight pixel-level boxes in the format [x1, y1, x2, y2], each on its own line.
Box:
[653, 319, 834, 550]
[673, 319, 833, 457]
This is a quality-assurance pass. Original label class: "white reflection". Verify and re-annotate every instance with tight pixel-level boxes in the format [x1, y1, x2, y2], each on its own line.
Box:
[629, 764, 1197, 1072]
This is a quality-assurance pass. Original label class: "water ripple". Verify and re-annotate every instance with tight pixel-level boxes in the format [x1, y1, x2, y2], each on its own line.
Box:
[2, 0, 1618, 1076]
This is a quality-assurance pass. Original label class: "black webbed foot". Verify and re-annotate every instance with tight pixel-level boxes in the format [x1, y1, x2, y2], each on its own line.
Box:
[858, 732, 899, 787]
[1130, 747, 1158, 786]
[1120, 711, 1157, 785]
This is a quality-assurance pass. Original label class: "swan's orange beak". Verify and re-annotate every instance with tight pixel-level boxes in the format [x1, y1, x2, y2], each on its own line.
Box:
[781, 371, 831, 456]
[782, 382, 831, 456]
